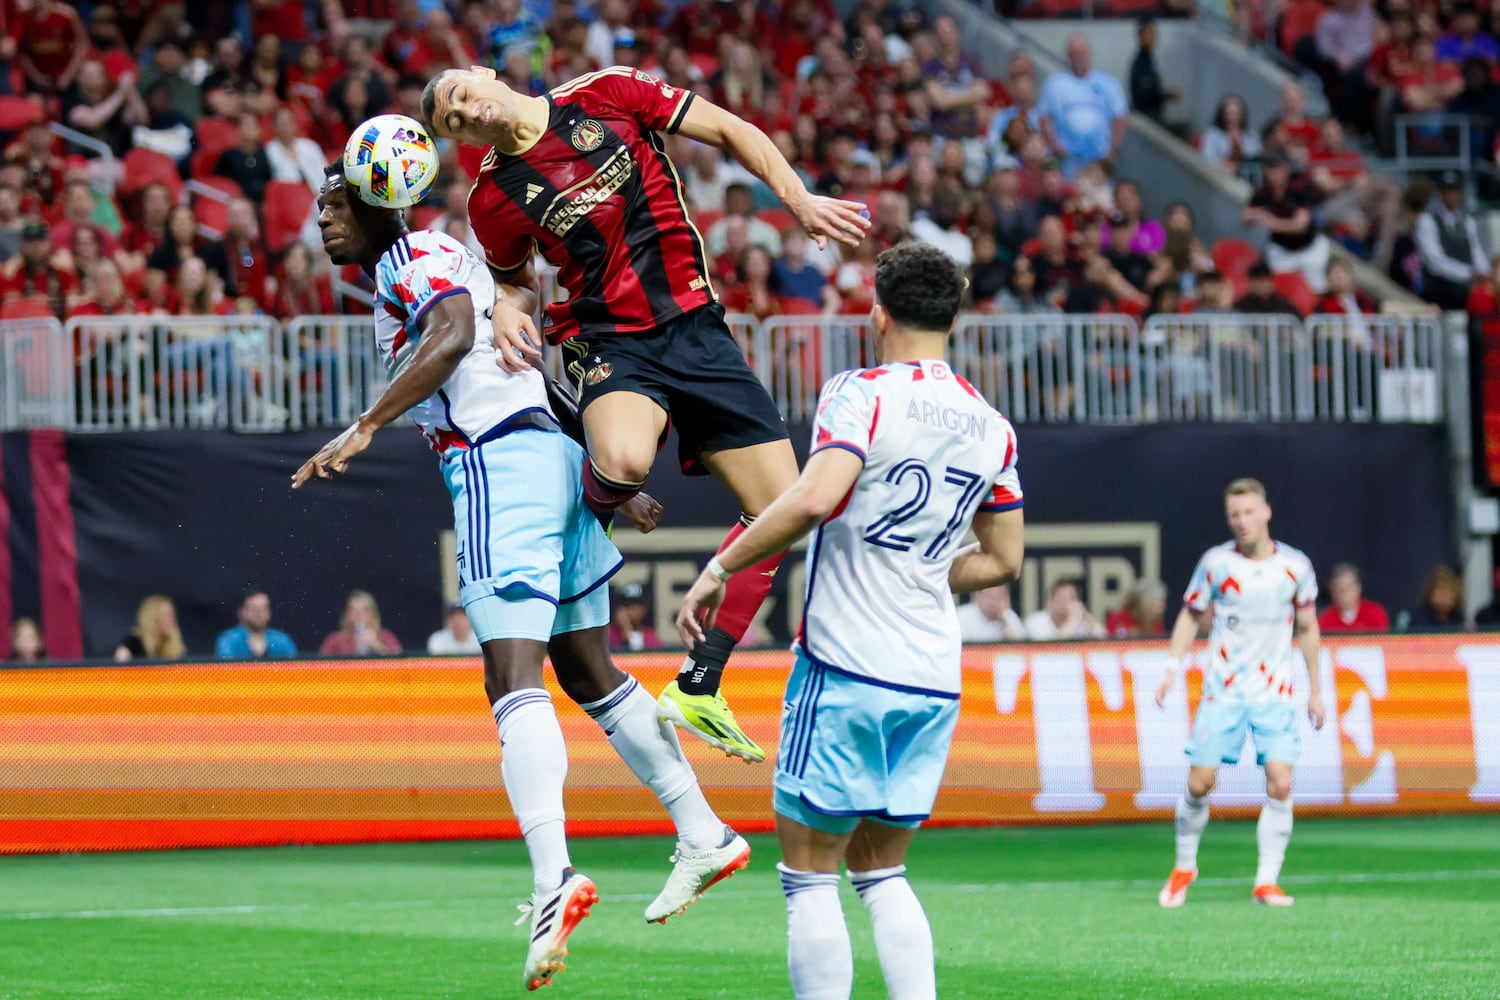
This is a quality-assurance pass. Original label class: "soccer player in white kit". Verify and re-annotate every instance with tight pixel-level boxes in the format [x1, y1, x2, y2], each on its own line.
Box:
[1154, 478, 1326, 908]
[677, 244, 1026, 1000]
[293, 157, 749, 991]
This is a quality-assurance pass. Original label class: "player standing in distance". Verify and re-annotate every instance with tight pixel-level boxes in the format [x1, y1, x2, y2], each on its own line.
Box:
[1154, 478, 1326, 908]
[675, 245, 1025, 1000]
[421, 65, 872, 763]
[294, 161, 750, 990]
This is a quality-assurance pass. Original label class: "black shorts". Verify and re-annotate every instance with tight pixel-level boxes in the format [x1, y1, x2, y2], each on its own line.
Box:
[561, 303, 789, 476]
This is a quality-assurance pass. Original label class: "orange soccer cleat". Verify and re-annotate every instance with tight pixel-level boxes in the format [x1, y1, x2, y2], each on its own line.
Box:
[1252, 884, 1295, 907]
[1158, 867, 1197, 908]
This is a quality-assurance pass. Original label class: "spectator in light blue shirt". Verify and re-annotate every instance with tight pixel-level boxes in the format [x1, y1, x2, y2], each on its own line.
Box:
[215, 590, 298, 659]
[1038, 35, 1129, 178]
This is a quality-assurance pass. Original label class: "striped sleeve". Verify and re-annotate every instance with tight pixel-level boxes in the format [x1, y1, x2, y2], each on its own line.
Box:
[979, 420, 1023, 512]
[809, 373, 875, 462]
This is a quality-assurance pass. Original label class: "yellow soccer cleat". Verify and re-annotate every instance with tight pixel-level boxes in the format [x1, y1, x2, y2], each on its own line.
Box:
[656, 681, 765, 762]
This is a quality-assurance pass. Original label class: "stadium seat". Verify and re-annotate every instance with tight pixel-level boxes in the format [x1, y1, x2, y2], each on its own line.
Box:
[0, 95, 41, 132]
[692, 210, 722, 234]
[190, 146, 222, 182]
[121, 148, 182, 201]
[188, 177, 244, 235]
[778, 297, 822, 315]
[1212, 238, 1259, 281]
[758, 208, 795, 233]
[0, 297, 55, 320]
[194, 117, 241, 162]
[264, 181, 315, 253]
[1272, 271, 1317, 317]
[412, 205, 443, 231]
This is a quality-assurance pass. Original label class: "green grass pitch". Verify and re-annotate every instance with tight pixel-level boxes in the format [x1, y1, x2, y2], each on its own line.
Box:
[2, 817, 1497, 999]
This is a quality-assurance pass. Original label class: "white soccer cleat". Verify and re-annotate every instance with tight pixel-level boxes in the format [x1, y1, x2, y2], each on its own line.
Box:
[1158, 867, 1196, 908]
[515, 868, 599, 991]
[644, 827, 751, 923]
[1253, 884, 1295, 906]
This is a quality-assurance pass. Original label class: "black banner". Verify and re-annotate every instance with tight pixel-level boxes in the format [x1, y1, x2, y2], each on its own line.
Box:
[49, 423, 1454, 657]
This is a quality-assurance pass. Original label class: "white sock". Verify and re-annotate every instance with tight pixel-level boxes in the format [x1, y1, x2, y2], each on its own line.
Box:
[1255, 796, 1293, 887]
[851, 866, 935, 1000]
[493, 689, 571, 896]
[579, 677, 724, 851]
[779, 863, 851, 1000]
[1175, 792, 1209, 871]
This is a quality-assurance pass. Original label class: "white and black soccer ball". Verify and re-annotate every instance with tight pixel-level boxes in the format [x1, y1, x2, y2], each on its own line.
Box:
[342, 114, 440, 209]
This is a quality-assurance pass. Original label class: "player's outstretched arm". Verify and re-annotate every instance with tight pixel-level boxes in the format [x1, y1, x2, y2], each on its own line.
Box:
[1295, 604, 1325, 729]
[1155, 607, 1205, 707]
[487, 257, 544, 373]
[291, 294, 475, 488]
[675, 97, 871, 251]
[675, 449, 863, 645]
[948, 509, 1025, 595]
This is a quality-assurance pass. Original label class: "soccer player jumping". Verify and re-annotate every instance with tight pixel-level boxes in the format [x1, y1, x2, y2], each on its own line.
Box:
[677, 245, 1025, 1000]
[422, 65, 871, 763]
[1154, 478, 1326, 908]
[295, 161, 749, 991]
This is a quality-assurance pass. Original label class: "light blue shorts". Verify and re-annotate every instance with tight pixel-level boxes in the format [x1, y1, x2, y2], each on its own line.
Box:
[1186, 696, 1301, 767]
[773, 651, 960, 835]
[442, 426, 622, 643]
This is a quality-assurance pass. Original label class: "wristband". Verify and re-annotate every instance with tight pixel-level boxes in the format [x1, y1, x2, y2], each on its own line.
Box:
[706, 556, 733, 582]
[1165, 655, 1184, 675]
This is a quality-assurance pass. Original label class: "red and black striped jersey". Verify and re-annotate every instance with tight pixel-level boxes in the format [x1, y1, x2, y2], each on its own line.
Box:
[468, 68, 716, 345]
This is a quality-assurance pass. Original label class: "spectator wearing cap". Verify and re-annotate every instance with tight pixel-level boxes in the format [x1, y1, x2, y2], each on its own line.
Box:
[587, 0, 634, 71]
[1437, 4, 1499, 64]
[0, 221, 78, 319]
[428, 600, 481, 654]
[609, 583, 661, 652]
[705, 182, 782, 259]
[1129, 17, 1179, 125]
[1245, 152, 1330, 292]
[1417, 173, 1490, 310]
[216, 590, 298, 659]
[1039, 34, 1129, 178]
[1234, 260, 1302, 315]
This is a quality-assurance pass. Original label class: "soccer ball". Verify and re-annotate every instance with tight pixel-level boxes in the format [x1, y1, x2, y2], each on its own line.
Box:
[342, 114, 440, 209]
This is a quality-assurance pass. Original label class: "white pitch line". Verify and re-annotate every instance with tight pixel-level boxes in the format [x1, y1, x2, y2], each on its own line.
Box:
[4, 869, 1499, 922]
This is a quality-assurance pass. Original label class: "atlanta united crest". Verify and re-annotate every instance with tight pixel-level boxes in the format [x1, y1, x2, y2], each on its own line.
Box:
[570, 119, 605, 153]
[585, 362, 612, 386]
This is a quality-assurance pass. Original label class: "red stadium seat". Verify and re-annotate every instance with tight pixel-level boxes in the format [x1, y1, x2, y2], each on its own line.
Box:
[264, 181, 315, 252]
[188, 177, 244, 235]
[121, 148, 182, 201]
[1, 296, 56, 320]
[189, 145, 223, 181]
[692, 210, 722, 234]
[778, 297, 822, 315]
[1212, 238, 1259, 280]
[412, 205, 443, 232]
[0, 95, 42, 132]
[1272, 270, 1317, 317]
[758, 208, 795, 233]
[195, 117, 241, 162]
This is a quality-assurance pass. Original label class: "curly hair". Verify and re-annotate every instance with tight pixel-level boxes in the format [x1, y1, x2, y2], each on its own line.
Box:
[873, 243, 966, 333]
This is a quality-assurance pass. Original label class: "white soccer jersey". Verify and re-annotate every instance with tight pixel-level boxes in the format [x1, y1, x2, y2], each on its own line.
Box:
[1183, 541, 1317, 705]
[797, 360, 1023, 696]
[373, 230, 549, 452]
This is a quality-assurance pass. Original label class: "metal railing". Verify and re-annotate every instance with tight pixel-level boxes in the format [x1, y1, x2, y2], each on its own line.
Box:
[0, 312, 1449, 433]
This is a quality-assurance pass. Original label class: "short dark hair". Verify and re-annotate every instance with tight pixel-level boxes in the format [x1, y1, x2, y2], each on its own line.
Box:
[1328, 562, 1360, 584]
[421, 70, 455, 131]
[873, 243, 965, 334]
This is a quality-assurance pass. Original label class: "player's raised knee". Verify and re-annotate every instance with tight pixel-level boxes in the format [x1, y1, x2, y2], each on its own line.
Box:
[1265, 772, 1293, 801]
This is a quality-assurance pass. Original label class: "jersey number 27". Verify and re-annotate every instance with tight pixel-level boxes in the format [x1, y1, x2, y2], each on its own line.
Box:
[863, 459, 987, 559]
